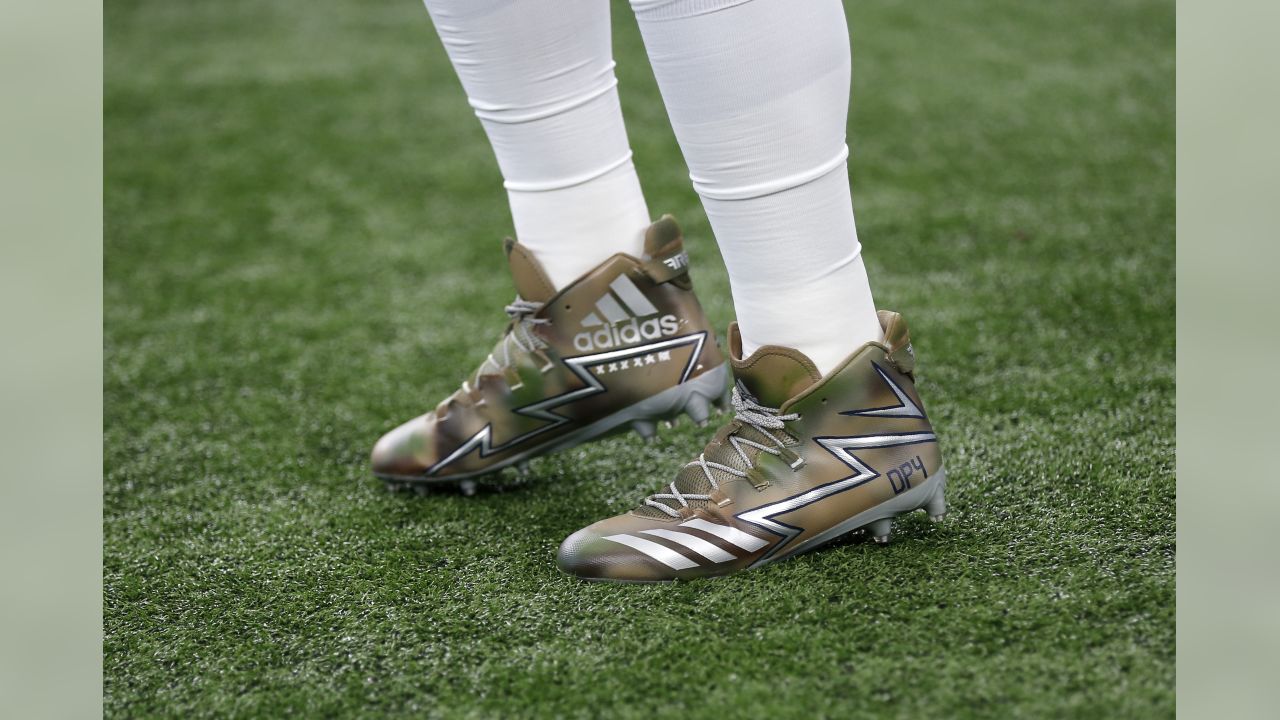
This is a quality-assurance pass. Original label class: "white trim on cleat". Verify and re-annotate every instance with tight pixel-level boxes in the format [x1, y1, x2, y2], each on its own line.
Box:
[639, 529, 736, 563]
[679, 518, 769, 552]
[604, 534, 698, 570]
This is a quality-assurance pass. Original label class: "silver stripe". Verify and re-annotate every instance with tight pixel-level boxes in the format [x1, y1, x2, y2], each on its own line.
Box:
[639, 529, 735, 563]
[821, 432, 936, 450]
[609, 275, 659, 317]
[679, 518, 769, 552]
[604, 534, 698, 569]
[595, 293, 630, 324]
[845, 364, 924, 418]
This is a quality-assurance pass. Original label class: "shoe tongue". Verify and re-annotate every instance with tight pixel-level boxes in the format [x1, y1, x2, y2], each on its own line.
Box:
[727, 323, 822, 407]
[643, 214, 682, 256]
[503, 238, 557, 303]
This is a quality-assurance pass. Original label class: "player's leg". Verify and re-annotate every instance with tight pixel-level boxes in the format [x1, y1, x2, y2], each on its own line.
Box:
[371, 0, 728, 490]
[558, 0, 948, 581]
[628, 0, 881, 375]
[422, 0, 649, 288]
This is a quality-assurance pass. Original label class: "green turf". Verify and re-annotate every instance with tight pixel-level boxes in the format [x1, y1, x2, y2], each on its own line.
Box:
[104, 0, 1175, 716]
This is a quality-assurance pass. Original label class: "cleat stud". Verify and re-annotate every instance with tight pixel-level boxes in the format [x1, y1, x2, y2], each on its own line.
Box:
[412, 484, 430, 497]
[632, 419, 657, 442]
[867, 518, 893, 544]
[923, 493, 947, 519]
[685, 394, 711, 426]
[459, 479, 478, 497]
[515, 461, 531, 478]
[713, 390, 731, 411]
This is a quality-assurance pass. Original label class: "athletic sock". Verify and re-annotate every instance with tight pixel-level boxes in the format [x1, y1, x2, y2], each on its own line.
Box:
[630, 0, 882, 374]
[423, 0, 651, 290]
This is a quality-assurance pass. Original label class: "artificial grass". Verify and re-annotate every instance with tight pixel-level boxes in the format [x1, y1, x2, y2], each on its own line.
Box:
[104, 0, 1175, 716]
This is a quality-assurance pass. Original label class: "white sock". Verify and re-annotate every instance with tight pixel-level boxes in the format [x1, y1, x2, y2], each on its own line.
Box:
[630, 0, 882, 374]
[423, 0, 651, 290]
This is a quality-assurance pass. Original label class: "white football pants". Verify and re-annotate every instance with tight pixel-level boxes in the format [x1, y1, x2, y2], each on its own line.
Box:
[422, 0, 882, 373]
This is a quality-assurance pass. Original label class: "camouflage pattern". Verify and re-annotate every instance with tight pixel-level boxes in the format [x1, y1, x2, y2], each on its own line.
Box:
[371, 216, 726, 486]
[557, 311, 947, 582]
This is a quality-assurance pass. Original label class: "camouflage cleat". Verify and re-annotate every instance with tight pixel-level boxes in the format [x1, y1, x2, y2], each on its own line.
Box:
[557, 311, 946, 582]
[372, 216, 728, 490]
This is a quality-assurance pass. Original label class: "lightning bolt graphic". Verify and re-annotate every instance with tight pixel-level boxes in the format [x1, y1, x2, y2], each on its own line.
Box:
[426, 332, 707, 476]
[735, 365, 936, 565]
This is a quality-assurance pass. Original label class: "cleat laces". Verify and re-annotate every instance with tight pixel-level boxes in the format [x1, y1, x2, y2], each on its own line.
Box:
[501, 297, 549, 355]
[473, 296, 549, 379]
[643, 382, 799, 518]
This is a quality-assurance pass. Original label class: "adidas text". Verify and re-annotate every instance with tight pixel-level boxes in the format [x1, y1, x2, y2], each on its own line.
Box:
[573, 315, 680, 352]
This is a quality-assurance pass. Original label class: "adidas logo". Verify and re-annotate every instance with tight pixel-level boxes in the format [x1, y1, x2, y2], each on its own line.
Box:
[603, 519, 770, 570]
[573, 275, 680, 352]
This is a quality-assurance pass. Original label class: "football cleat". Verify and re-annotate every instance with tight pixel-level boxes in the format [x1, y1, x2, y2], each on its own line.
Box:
[371, 215, 728, 490]
[557, 311, 947, 581]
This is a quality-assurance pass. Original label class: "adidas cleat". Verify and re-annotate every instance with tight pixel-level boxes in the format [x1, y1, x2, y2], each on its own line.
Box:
[557, 311, 946, 582]
[371, 216, 728, 487]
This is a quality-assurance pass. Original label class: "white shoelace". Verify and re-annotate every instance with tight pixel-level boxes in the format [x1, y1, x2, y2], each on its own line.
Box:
[470, 297, 549, 385]
[643, 383, 800, 518]
[502, 297, 549, 354]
